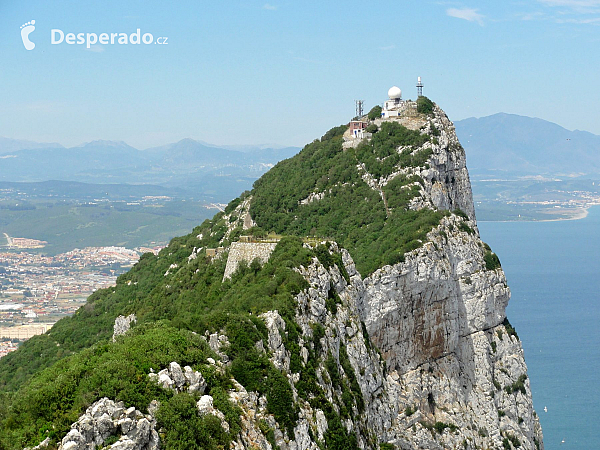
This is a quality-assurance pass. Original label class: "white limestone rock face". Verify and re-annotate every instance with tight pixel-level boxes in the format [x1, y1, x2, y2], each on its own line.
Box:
[252, 240, 543, 450]
[148, 362, 206, 395]
[112, 314, 136, 342]
[419, 106, 476, 221]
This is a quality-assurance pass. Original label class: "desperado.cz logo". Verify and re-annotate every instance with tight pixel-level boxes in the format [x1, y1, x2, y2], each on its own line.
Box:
[20, 20, 168, 50]
[20, 20, 36, 50]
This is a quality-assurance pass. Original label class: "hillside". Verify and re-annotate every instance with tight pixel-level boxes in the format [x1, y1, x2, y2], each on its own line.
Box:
[455, 113, 600, 176]
[0, 99, 543, 450]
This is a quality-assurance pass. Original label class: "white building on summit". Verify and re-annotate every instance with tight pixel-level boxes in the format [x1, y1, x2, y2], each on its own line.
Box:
[381, 85, 404, 118]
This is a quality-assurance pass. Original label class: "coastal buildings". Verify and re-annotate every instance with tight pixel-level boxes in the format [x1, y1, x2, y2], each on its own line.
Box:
[0, 245, 164, 358]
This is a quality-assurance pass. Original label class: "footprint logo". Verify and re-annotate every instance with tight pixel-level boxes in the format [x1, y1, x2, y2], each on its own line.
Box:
[20, 20, 36, 50]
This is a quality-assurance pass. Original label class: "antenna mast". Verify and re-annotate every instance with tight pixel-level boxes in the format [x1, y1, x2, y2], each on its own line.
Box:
[355, 100, 364, 118]
[416, 76, 424, 97]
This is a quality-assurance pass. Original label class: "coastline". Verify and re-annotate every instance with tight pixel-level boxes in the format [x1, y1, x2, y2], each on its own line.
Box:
[537, 206, 590, 222]
[478, 206, 593, 223]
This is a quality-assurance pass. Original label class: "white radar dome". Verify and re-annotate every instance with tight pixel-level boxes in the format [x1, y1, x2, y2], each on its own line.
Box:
[388, 86, 402, 99]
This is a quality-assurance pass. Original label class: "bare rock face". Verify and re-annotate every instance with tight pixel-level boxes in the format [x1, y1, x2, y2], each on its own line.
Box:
[359, 218, 542, 449]
[419, 107, 476, 220]
[112, 314, 136, 342]
[56, 398, 158, 450]
[238, 240, 541, 449]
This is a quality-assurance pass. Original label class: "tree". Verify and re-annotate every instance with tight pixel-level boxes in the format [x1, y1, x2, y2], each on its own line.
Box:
[368, 105, 382, 120]
[417, 96, 435, 115]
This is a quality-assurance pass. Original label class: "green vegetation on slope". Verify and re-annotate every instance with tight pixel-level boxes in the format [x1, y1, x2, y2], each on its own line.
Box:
[0, 236, 357, 448]
[1, 114, 457, 449]
[483, 243, 501, 270]
[0, 324, 234, 449]
[249, 122, 446, 274]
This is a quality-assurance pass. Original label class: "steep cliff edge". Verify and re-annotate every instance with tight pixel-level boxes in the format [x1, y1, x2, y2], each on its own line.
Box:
[0, 99, 542, 450]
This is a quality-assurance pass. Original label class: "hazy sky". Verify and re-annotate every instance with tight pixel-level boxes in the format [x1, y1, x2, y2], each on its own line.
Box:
[1, 0, 599, 149]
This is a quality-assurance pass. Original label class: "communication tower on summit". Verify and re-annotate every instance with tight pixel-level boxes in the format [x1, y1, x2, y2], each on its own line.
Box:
[355, 100, 364, 118]
[416, 76, 424, 97]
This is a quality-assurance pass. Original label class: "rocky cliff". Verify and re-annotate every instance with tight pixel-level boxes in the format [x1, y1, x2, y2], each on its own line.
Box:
[0, 99, 542, 450]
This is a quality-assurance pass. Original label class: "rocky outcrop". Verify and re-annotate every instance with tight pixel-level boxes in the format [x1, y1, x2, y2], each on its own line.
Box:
[359, 215, 542, 449]
[112, 314, 136, 342]
[148, 361, 207, 394]
[418, 106, 475, 220]
[56, 398, 158, 450]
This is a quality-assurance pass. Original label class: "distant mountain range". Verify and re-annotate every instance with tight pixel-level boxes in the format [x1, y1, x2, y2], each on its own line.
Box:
[3, 113, 600, 200]
[0, 138, 300, 201]
[0, 137, 64, 153]
[455, 113, 600, 177]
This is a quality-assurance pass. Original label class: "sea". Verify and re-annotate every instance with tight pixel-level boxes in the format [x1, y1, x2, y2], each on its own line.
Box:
[478, 206, 600, 449]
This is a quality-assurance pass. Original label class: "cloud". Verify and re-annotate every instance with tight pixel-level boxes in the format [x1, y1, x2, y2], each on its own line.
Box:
[518, 11, 550, 21]
[263, 3, 277, 10]
[446, 7, 485, 25]
[538, 0, 600, 6]
[538, 0, 600, 12]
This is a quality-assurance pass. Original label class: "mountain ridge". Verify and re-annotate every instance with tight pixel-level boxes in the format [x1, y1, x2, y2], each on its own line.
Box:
[0, 99, 543, 450]
[455, 112, 600, 176]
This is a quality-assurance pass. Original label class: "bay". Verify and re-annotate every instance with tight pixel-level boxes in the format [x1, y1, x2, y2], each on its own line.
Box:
[478, 206, 600, 449]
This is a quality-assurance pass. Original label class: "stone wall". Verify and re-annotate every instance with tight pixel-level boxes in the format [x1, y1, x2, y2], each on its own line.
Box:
[223, 242, 277, 280]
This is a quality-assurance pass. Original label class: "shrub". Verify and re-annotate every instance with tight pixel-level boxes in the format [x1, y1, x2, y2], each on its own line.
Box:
[404, 405, 417, 416]
[459, 222, 475, 235]
[368, 105, 382, 120]
[503, 318, 519, 341]
[366, 123, 378, 133]
[505, 374, 527, 395]
[454, 209, 469, 220]
[484, 250, 501, 270]
[156, 393, 230, 449]
[433, 421, 458, 434]
[322, 124, 348, 141]
[417, 96, 435, 115]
